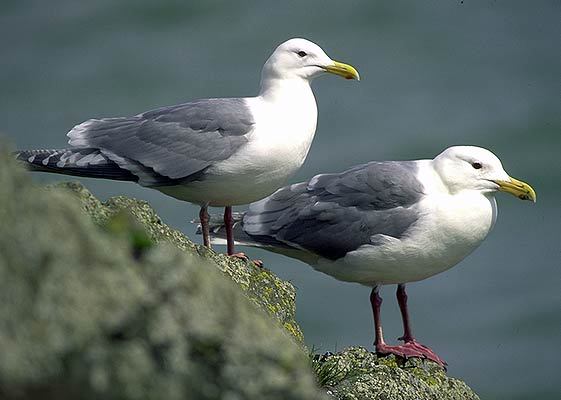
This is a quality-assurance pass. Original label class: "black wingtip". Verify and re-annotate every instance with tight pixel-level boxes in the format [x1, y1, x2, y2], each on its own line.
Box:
[13, 148, 139, 182]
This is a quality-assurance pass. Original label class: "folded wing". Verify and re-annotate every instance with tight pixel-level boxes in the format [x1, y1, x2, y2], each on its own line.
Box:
[242, 161, 425, 260]
[67, 98, 255, 185]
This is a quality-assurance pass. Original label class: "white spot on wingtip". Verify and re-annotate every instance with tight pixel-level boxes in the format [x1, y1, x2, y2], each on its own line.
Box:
[42, 152, 57, 166]
[308, 175, 320, 187]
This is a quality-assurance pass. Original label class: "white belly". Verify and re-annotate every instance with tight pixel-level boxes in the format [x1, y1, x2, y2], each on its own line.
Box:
[312, 193, 498, 286]
[157, 89, 318, 207]
[157, 153, 304, 206]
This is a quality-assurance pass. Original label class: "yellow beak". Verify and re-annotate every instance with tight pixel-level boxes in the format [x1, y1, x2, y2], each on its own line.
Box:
[494, 176, 537, 202]
[323, 60, 360, 80]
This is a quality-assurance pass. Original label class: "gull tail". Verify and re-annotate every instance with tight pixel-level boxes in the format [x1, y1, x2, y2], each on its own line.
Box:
[194, 212, 263, 247]
[195, 212, 314, 263]
[14, 148, 138, 182]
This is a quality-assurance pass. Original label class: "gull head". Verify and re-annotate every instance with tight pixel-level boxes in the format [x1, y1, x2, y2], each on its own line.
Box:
[261, 38, 360, 82]
[433, 146, 536, 202]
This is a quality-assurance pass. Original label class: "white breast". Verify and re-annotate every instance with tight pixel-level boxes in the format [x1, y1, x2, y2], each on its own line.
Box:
[161, 82, 318, 206]
[312, 162, 498, 286]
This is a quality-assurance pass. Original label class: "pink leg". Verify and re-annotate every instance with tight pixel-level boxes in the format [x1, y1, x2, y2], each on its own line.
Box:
[370, 286, 447, 367]
[223, 206, 236, 256]
[395, 284, 447, 366]
[199, 205, 211, 248]
[396, 284, 414, 342]
[223, 206, 263, 267]
[370, 287, 386, 348]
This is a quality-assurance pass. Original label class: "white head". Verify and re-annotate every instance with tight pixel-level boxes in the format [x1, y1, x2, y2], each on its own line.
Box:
[433, 146, 536, 201]
[260, 38, 360, 83]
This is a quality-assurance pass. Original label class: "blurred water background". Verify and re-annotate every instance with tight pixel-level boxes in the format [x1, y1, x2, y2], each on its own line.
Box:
[1, 1, 559, 398]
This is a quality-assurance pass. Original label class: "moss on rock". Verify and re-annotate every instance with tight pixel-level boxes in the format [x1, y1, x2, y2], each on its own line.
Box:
[1, 143, 481, 400]
[312, 347, 480, 400]
[0, 147, 325, 400]
[53, 181, 304, 344]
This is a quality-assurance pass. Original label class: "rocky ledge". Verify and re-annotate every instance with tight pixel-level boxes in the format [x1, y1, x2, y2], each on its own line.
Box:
[0, 146, 479, 399]
[311, 347, 479, 400]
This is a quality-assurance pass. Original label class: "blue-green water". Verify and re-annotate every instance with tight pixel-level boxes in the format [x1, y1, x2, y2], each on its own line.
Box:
[1, 1, 559, 398]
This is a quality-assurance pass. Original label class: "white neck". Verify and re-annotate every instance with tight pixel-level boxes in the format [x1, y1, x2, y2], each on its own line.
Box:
[238, 74, 318, 186]
[258, 75, 313, 102]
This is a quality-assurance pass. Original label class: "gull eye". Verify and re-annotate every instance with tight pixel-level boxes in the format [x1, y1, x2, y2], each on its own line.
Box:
[471, 162, 482, 170]
[296, 50, 307, 57]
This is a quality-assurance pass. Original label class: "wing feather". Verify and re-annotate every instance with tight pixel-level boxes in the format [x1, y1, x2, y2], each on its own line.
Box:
[242, 161, 425, 260]
[67, 98, 255, 185]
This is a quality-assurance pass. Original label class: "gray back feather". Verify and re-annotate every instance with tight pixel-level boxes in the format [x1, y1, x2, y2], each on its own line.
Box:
[242, 161, 424, 260]
[67, 98, 254, 185]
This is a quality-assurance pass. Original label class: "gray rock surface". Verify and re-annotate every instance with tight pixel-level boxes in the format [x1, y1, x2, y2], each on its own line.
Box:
[312, 347, 480, 400]
[0, 146, 325, 400]
[54, 180, 304, 343]
[0, 144, 480, 399]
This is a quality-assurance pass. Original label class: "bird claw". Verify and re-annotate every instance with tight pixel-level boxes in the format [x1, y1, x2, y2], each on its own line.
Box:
[228, 253, 264, 268]
[229, 252, 248, 261]
[376, 341, 447, 367]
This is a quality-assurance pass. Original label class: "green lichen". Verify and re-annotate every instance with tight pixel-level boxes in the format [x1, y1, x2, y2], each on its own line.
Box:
[53, 181, 304, 344]
[0, 147, 327, 400]
[312, 347, 480, 400]
[376, 354, 400, 369]
[2, 144, 480, 399]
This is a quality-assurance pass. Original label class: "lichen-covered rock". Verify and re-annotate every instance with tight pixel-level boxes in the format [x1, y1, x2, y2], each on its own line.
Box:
[1, 143, 480, 400]
[0, 146, 326, 400]
[312, 347, 479, 400]
[54, 181, 304, 343]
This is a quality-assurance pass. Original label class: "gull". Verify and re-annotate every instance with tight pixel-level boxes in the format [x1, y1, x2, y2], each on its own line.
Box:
[204, 146, 536, 365]
[15, 38, 359, 257]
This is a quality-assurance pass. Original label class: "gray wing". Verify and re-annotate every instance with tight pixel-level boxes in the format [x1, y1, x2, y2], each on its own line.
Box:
[67, 98, 255, 185]
[242, 161, 425, 260]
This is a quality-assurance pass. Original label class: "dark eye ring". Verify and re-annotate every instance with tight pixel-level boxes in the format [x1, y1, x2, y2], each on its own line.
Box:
[296, 51, 307, 57]
[471, 162, 482, 169]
